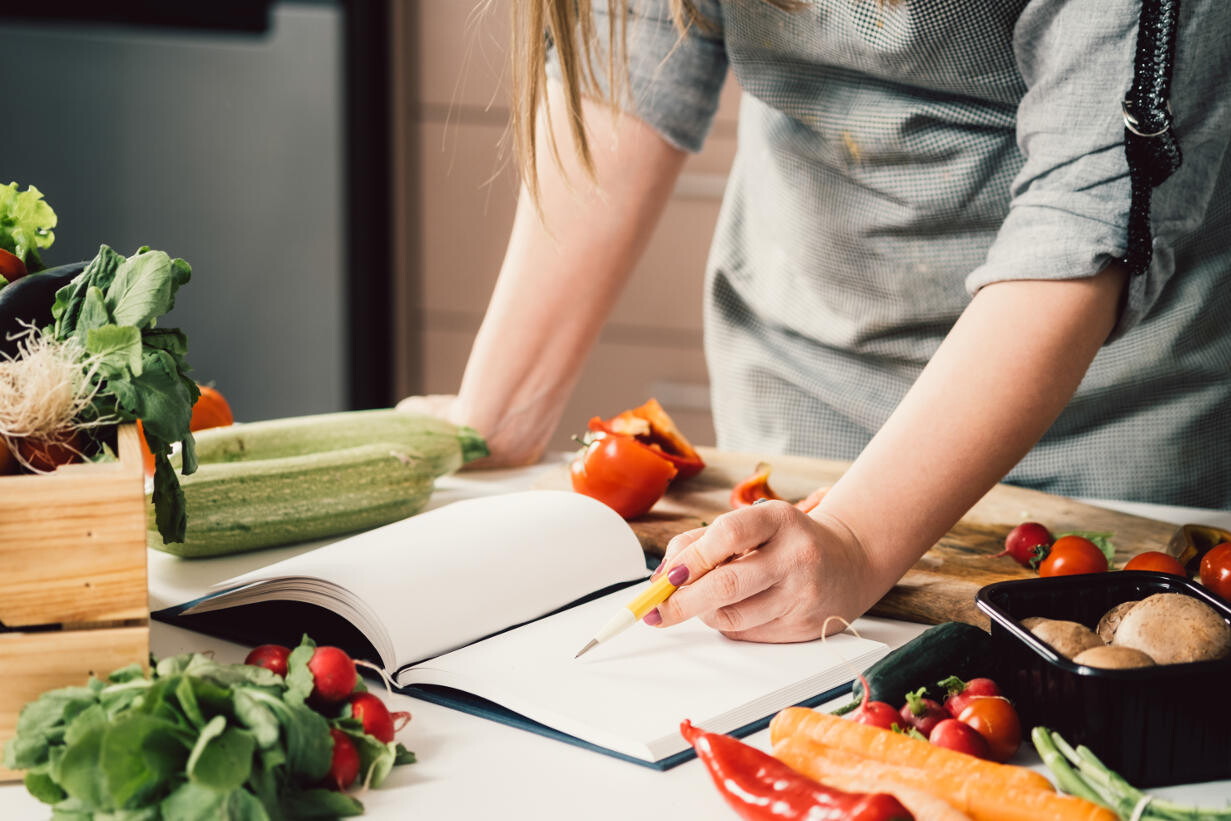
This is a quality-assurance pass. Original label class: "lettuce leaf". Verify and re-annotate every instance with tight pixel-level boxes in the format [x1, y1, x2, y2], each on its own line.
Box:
[0, 182, 57, 271]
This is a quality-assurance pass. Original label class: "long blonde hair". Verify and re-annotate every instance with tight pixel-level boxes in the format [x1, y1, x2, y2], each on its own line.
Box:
[510, 0, 798, 203]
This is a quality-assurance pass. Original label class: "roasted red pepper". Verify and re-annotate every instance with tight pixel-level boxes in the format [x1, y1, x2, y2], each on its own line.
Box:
[589, 397, 705, 479]
[680, 720, 914, 821]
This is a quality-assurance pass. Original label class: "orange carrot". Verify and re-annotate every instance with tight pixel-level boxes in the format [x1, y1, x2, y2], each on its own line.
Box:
[770, 707, 1052, 794]
[774, 735, 1117, 821]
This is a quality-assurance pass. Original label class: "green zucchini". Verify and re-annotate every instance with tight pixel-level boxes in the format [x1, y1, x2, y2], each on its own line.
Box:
[831, 621, 993, 715]
[149, 443, 438, 558]
[185, 409, 489, 475]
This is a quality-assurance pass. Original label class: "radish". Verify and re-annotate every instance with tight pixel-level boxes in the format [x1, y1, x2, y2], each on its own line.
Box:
[847, 673, 900, 730]
[244, 644, 291, 677]
[348, 692, 396, 743]
[928, 718, 990, 759]
[898, 687, 947, 735]
[327, 728, 359, 790]
[997, 522, 1053, 566]
[308, 646, 358, 704]
[939, 675, 1001, 717]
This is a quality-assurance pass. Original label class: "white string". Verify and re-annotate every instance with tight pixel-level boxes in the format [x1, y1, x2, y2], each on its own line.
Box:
[818, 615, 870, 708]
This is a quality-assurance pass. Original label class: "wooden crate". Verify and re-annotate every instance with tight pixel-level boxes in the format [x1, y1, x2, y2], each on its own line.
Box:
[0, 424, 149, 781]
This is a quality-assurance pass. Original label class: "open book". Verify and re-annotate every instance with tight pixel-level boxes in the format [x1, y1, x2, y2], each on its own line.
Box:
[154, 490, 888, 767]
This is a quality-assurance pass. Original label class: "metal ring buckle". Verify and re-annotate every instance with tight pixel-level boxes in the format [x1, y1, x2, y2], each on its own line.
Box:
[1122, 98, 1172, 138]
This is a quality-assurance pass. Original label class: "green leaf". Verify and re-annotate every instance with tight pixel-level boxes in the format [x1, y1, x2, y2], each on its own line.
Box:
[1057, 531, 1116, 565]
[55, 708, 109, 811]
[187, 724, 254, 792]
[107, 665, 146, 685]
[5, 685, 100, 769]
[232, 689, 281, 750]
[52, 245, 123, 335]
[280, 788, 364, 818]
[86, 324, 144, 378]
[394, 743, 416, 766]
[284, 636, 317, 706]
[100, 713, 188, 809]
[184, 716, 226, 777]
[0, 182, 57, 268]
[24, 769, 67, 805]
[280, 702, 332, 781]
[152, 450, 189, 544]
[161, 781, 269, 821]
[105, 250, 179, 330]
[74, 286, 115, 340]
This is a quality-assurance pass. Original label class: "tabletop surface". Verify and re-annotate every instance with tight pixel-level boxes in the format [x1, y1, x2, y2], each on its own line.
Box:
[4, 460, 1230, 819]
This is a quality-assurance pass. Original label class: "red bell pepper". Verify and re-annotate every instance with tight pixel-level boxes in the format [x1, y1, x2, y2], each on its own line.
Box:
[589, 397, 705, 479]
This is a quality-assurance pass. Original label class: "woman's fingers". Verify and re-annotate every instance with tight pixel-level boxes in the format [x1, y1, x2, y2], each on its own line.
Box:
[653, 526, 707, 578]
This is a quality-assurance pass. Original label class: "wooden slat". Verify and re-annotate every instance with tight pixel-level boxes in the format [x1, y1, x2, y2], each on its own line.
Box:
[0, 425, 147, 627]
[0, 624, 149, 782]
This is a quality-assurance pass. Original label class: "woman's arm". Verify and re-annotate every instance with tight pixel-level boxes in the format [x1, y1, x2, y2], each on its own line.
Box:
[652, 262, 1128, 640]
[408, 81, 687, 466]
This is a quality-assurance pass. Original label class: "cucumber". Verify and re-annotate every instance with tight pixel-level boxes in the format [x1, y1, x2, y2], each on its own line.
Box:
[186, 409, 489, 475]
[148, 443, 438, 558]
[831, 621, 993, 715]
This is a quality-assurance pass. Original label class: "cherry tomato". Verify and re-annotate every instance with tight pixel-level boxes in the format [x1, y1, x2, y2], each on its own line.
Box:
[190, 384, 234, 432]
[1200, 543, 1231, 601]
[570, 432, 677, 519]
[1036, 535, 1108, 577]
[999, 522, 1053, 566]
[928, 719, 990, 759]
[729, 462, 783, 508]
[957, 696, 1022, 763]
[244, 644, 291, 677]
[850, 700, 901, 731]
[0, 248, 27, 283]
[1124, 550, 1187, 576]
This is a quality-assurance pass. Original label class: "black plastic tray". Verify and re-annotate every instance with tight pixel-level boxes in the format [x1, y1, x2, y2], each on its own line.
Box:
[976, 572, 1231, 788]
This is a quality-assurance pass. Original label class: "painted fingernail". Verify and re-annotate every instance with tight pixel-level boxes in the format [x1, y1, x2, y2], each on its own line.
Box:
[667, 565, 690, 586]
[650, 559, 665, 580]
[643, 608, 663, 626]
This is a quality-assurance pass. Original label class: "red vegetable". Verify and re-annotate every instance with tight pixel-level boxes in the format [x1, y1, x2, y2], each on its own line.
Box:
[997, 522, 1053, 566]
[938, 676, 1000, 718]
[589, 397, 705, 479]
[327, 728, 359, 791]
[0, 248, 27, 283]
[17, 429, 83, 471]
[569, 432, 677, 519]
[848, 673, 901, 731]
[927, 718, 990, 759]
[190, 384, 234, 432]
[1200, 543, 1231, 601]
[1123, 551, 1187, 576]
[680, 719, 914, 821]
[348, 692, 396, 743]
[1036, 535, 1108, 577]
[307, 646, 358, 703]
[244, 644, 291, 677]
[897, 687, 947, 736]
[730, 462, 783, 508]
[956, 696, 1021, 763]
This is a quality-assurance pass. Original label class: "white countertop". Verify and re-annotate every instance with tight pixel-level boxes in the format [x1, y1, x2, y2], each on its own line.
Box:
[4, 463, 1230, 819]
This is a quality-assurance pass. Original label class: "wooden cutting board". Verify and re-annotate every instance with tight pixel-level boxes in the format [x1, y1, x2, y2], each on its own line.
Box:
[543, 447, 1181, 628]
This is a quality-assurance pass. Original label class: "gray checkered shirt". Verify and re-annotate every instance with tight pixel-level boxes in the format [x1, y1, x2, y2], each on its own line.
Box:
[561, 0, 1231, 507]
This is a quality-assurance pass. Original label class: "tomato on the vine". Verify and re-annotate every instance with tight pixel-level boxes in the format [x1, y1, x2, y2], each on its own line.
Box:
[570, 433, 677, 519]
[1200, 543, 1231, 601]
[956, 696, 1021, 763]
[1036, 535, 1108, 577]
[1124, 550, 1186, 576]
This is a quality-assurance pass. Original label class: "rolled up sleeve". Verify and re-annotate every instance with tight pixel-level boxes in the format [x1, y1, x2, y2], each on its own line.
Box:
[546, 0, 729, 153]
[964, 0, 1231, 339]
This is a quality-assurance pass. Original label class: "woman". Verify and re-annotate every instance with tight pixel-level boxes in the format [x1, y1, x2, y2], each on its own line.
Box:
[402, 0, 1231, 642]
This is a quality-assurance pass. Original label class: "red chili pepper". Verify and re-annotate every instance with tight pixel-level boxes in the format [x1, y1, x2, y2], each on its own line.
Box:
[680, 720, 915, 821]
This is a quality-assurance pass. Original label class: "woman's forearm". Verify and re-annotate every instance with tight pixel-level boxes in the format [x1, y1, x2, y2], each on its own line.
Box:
[818, 263, 1130, 606]
[453, 82, 687, 464]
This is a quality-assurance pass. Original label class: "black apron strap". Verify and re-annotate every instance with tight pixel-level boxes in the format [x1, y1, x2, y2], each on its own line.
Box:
[1121, 0, 1183, 279]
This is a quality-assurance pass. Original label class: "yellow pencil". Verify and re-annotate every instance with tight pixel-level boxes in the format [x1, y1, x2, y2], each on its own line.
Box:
[573, 569, 682, 659]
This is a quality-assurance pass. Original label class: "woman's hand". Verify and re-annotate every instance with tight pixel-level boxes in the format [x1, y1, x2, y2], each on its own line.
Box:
[648, 501, 882, 642]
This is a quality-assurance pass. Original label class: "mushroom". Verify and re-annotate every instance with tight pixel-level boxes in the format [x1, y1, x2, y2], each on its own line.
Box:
[1072, 645, 1155, 669]
[1112, 593, 1231, 665]
[1027, 619, 1104, 659]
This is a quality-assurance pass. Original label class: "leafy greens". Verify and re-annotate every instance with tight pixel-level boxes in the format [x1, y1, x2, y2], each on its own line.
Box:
[3, 636, 414, 819]
[0, 181, 56, 273]
[52, 244, 199, 542]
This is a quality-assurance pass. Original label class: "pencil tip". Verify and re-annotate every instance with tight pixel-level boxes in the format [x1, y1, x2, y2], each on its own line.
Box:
[574, 639, 598, 659]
